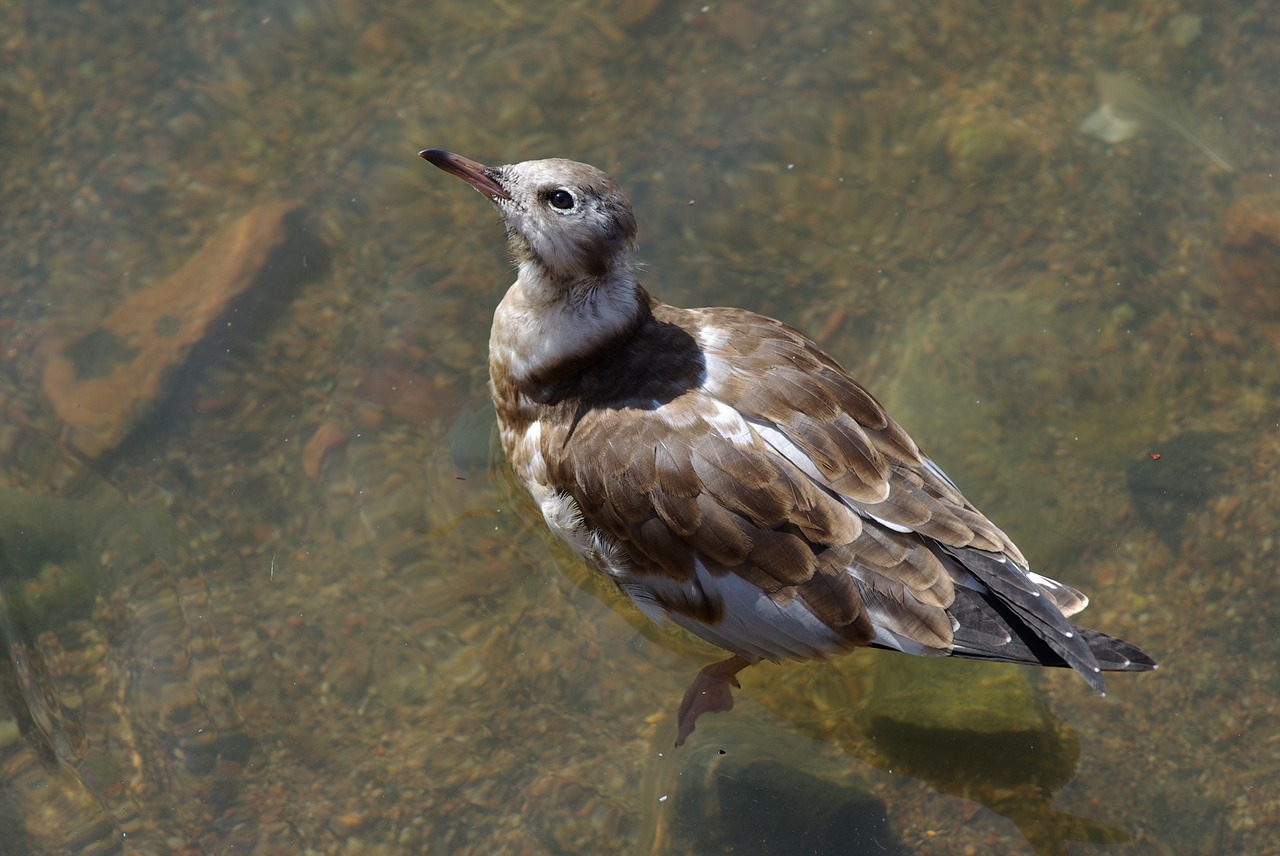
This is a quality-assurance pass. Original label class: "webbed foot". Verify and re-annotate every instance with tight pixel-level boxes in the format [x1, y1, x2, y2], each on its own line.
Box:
[675, 656, 750, 747]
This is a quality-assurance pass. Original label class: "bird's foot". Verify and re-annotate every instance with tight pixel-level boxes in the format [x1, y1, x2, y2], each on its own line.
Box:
[675, 656, 750, 747]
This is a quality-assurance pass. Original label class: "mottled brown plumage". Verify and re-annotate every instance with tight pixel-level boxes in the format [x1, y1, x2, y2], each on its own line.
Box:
[420, 149, 1156, 745]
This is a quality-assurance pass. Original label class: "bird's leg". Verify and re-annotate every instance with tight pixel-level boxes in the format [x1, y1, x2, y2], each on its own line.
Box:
[674, 655, 751, 747]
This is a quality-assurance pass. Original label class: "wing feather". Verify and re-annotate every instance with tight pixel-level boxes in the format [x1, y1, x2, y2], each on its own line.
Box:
[522, 302, 1148, 685]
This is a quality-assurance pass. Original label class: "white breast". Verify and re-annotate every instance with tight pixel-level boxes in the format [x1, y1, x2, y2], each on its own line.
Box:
[490, 266, 642, 390]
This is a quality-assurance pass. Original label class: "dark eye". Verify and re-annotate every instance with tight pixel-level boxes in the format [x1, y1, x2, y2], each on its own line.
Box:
[547, 189, 575, 210]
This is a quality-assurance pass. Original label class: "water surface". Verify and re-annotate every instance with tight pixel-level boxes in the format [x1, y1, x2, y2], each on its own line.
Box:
[2, 0, 1276, 853]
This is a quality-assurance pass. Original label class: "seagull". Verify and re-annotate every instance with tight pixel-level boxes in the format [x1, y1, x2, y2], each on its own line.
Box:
[420, 149, 1156, 745]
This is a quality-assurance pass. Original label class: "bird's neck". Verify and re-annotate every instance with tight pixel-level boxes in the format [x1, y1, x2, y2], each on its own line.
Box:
[489, 258, 651, 401]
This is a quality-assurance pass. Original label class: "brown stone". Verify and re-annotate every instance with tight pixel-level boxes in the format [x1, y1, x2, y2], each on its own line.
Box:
[1217, 194, 1280, 318]
[704, 2, 773, 52]
[302, 420, 349, 483]
[355, 362, 462, 426]
[615, 0, 664, 28]
[42, 200, 302, 458]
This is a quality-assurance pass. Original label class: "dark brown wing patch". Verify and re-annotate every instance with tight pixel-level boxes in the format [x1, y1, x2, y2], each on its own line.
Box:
[523, 302, 1036, 663]
[689, 306, 1023, 559]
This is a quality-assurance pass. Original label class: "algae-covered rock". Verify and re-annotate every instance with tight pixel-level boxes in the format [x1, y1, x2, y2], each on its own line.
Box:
[639, 714, 901, 855]
[41, 200, 324, 459]
[859, 655, 1079, 792]
[0, 465, 186, 630]
[877, 286, 1163, 572]
[1217, 194, 1280, 319]
[0, 488, 126, 628]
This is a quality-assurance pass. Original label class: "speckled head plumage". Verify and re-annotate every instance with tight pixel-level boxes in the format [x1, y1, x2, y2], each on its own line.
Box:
[423, 149, 650, 394]
[421, 150, 637, 286]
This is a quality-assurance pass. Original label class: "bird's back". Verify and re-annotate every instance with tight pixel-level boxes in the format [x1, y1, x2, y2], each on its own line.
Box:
[493, 295, 1155, 688]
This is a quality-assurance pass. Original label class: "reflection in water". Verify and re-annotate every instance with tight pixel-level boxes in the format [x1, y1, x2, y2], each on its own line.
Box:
[642, 717, 902, 855]
[630, 627, 1123, 856]
[852, 657, 1126, 855]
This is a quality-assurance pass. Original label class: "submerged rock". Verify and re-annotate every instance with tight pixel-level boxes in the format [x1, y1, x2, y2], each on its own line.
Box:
[860, 655, 1079, 792]
[858, 655, 1130, 854]
[642, 715, 900, 855]
[1217, 194, 1280, 319]
[41, 200, 323, 459]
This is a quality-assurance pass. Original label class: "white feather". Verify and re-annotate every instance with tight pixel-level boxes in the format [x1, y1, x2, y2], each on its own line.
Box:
[695, 324, 731, 352]
[748, 418, 907, 534]
[703, 399, 755, 449]
[662, 559, 846, 662]
[870, 626, 943, 657]
[490, 267, 640, 390]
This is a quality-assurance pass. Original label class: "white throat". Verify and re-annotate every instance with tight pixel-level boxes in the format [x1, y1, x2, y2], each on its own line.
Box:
[489, 260, 644, 391]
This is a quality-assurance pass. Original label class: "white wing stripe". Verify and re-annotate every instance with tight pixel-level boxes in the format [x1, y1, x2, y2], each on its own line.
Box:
[677, 559, 845, 662]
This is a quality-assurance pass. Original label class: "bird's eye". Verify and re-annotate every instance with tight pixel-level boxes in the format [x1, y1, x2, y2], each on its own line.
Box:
[547, 189, 575, 210]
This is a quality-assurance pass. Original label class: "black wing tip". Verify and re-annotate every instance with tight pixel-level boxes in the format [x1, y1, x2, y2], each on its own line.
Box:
[1082, 627, 1158, 673]
[1077, 629, 1157, 697]
[1080, 662, 1107, 695]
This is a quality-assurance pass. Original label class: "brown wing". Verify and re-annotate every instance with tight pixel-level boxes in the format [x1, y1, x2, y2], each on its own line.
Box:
[533, 302, 1100, 678]
[687, 305, 1027, 564]
[536, 333, 959, 660]
[681, 305, 1102, 681]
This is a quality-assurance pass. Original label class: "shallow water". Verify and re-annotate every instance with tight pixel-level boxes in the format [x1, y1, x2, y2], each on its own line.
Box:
[2, 0, 1277, 853]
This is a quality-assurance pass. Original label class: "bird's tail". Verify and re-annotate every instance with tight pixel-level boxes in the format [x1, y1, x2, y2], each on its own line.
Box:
[948, 585, 1157, 690]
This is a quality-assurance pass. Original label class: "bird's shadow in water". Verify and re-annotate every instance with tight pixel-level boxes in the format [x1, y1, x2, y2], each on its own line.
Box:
[642, 653, 1133, 856]
[524, 510, 1133, 856]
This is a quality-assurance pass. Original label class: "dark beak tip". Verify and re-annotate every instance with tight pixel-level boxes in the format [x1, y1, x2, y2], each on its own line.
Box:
[419, 149, 511, 202]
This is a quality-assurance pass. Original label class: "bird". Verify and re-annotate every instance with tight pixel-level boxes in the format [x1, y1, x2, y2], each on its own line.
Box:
[419, 148, 1156, 746]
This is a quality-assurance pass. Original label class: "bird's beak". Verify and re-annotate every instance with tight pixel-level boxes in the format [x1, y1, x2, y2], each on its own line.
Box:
[420, 149, 512, 202]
